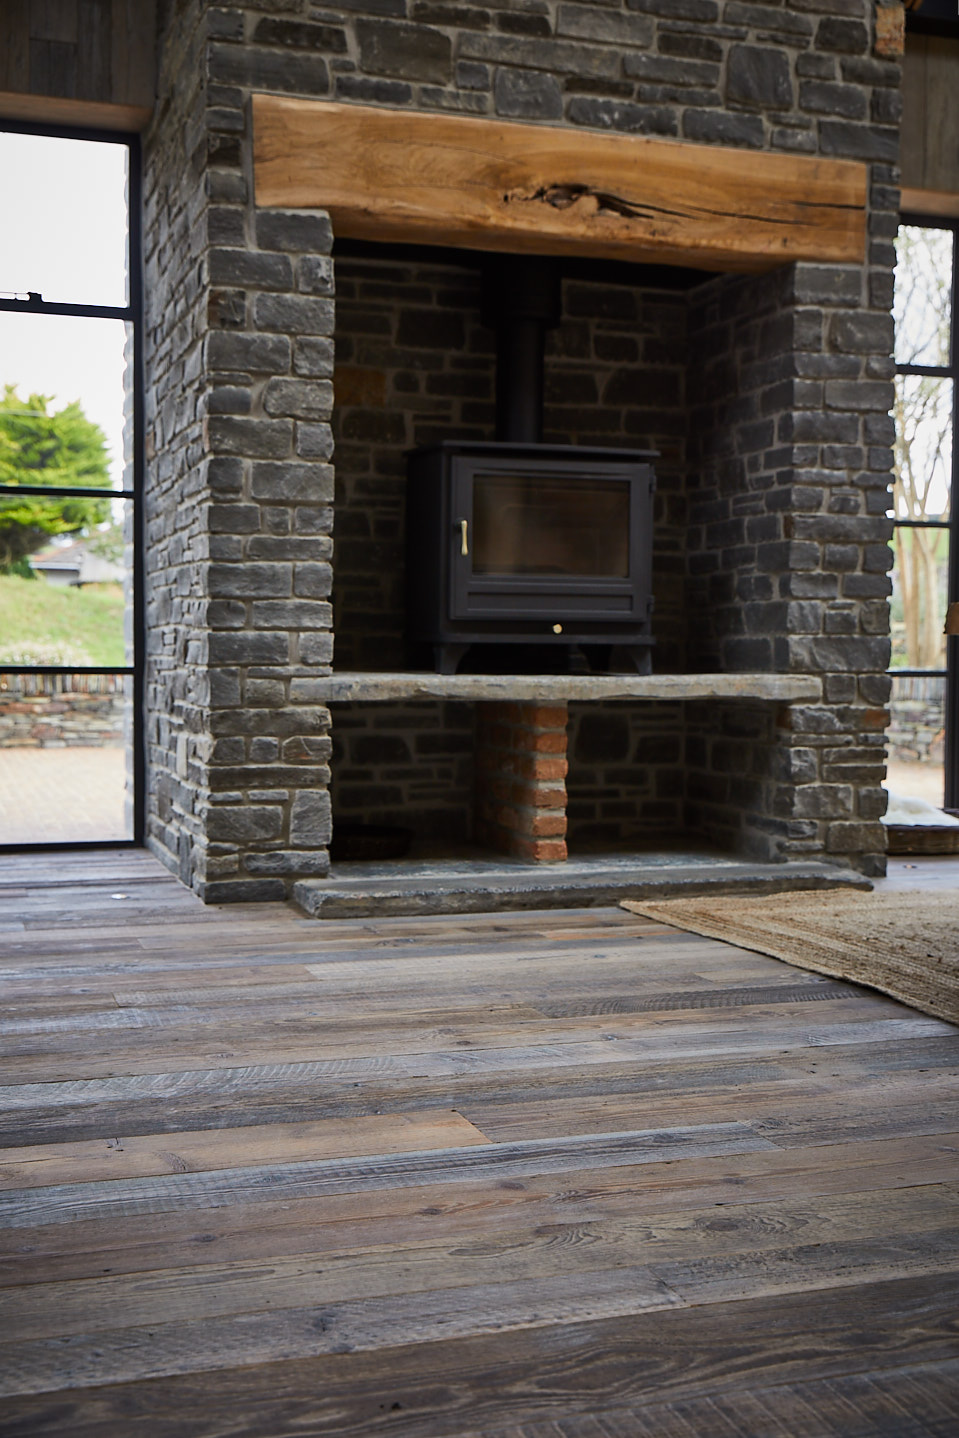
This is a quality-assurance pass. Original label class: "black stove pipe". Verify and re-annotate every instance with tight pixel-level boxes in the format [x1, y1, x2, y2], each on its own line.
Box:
[482, 256, 562, 444]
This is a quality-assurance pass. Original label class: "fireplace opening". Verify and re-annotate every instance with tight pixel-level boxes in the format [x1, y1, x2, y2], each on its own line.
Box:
[405, 256, 657, 675]
[329, 244, 805, 868]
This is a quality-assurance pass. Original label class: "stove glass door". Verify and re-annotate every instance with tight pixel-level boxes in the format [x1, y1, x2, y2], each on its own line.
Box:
[471, 473, 630, 579]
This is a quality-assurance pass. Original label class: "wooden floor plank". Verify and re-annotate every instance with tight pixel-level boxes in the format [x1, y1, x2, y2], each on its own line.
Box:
[0, 1264, 634, 1395]
[471, 1360, 959, 1437]
[5, 1034, 958, 1148]
[1, 1012, 948, 1087]
[4, 1134, 957, 1292]
[0, 993, 909, 1083]
[0, 1123, 776, 1230]
[0, 1274, 956, 1436]
[0, 1110, 491, 1190]
[466, 1072, 959, 1143]
[5, 1184, 954, 1344]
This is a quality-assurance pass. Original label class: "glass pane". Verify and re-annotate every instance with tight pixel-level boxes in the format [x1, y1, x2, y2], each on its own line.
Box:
[893, 374, 952, 522]
[0, 313, 132, 494]
[885, 672, 946, 811]
[890, 525, 950, 670]
[0, 132, 129, 308]
[0, 498, 132, 668]
[0, 674, 133, 842]
[473, 474, 630, 578]
[894, 224, 953, 367]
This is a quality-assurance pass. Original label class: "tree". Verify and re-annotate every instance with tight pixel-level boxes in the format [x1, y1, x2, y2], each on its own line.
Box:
[892, 227, 953, 669]
[0, 385, 112, 572]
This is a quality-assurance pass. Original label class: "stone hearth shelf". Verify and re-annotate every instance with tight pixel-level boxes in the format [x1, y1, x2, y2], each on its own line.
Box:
[310, 672, 822, 703]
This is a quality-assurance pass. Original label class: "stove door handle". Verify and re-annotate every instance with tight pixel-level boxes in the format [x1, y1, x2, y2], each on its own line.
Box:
[458, 518, 469, 557]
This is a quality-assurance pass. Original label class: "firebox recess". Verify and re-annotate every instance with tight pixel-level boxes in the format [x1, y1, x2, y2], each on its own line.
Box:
[405, 256, 657, 676]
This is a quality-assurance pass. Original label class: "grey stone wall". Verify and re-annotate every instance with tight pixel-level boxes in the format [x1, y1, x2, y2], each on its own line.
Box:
[142, 0, 901, 892]
[330, 699, 475, 841]
[198, 1, 899, 152]
[686, 256, 895, 871]
[566, 701, 685, 846]
[142, 2, 209, 889]
[144, 1, 337, 899]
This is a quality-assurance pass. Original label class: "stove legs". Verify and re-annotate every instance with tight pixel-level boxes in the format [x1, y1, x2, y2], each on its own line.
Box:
[434, 643, 469, 675]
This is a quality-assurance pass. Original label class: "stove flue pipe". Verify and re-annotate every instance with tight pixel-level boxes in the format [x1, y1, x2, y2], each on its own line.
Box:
[482, 256, 562, 445]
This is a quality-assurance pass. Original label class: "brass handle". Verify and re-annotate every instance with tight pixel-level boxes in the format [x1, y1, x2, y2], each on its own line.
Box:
[459, 519, 469, 557]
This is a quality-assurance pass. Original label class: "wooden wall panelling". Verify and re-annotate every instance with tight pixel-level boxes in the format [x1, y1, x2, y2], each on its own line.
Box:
[77, 0, 112, 103]
[0, 0, 31, 93]
[0, 0, 154, 128]
[252, 97, 868, 274]
[30, 38, 77, 97]
[111, 0, 154, 109]
[901, 34, 959, 198]
[30, 0, 78, 43]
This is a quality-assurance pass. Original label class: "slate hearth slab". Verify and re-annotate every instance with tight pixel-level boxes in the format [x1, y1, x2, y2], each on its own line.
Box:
[293, 857, 869, 919]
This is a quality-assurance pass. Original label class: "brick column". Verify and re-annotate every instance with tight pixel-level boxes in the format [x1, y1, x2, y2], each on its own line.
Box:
[474, 702, 568, 862]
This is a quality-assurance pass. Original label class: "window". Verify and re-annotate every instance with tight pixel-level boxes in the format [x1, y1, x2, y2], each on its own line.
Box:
[0, 125, 142, 847]
[891, 219, 958, 810]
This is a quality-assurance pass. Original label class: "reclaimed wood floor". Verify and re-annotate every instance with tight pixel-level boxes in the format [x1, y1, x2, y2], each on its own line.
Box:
[0, 850, 958, 1436]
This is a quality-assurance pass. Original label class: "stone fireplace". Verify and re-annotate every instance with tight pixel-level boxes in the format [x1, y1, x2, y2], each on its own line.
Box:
[139, 1, 900, 903]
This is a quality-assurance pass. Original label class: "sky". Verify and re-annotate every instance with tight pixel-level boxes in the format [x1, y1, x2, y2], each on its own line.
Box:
[0, 130, 130, 489]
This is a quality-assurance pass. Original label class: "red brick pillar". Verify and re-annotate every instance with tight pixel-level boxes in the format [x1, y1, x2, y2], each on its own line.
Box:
[474, 702, 568, 862]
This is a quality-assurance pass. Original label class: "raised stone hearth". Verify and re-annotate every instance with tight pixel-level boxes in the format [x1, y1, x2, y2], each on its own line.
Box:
[293, 848, 870, 920]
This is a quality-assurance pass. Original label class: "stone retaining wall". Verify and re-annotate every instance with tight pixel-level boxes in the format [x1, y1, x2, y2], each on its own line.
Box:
[888, 674, 946, 764]
[0, 675, 126, 748]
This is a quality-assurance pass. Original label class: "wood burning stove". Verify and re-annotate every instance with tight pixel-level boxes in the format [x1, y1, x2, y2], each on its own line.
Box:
[406, 440, 656, 674]
[405, 257, 657, 674]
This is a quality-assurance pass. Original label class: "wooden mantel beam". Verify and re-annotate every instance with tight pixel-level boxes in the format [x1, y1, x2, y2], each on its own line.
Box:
[252, 96, 867, 273]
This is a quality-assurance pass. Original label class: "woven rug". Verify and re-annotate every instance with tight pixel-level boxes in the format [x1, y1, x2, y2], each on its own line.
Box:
[621, 888, 959, 1025]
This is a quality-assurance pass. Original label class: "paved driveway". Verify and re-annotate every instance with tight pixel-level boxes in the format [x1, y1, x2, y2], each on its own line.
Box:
[0, 747, 130, 844]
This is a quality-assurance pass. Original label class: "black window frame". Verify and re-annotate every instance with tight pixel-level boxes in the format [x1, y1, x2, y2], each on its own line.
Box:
[0, 118, 144, 850]
[894, 212, 959, 810]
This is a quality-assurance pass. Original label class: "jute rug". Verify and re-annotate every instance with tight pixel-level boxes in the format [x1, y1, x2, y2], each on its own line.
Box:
[621, 888, 959, 1025]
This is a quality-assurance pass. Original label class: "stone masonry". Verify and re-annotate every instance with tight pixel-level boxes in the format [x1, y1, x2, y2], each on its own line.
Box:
[142, 1, 902, 896]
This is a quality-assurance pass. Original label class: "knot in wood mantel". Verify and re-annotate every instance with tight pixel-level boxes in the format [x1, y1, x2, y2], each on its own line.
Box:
[512, 184, 650, 223]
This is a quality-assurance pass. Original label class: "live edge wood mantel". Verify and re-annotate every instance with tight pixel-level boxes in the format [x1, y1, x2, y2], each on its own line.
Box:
[252, 96, 867, 273]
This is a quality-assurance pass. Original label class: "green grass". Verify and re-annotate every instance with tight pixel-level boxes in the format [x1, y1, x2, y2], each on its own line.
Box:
[0, 574, 127, 667]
